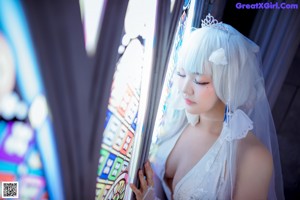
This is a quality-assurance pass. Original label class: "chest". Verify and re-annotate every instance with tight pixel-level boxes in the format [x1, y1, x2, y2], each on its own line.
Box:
[164, 127, 218, 191]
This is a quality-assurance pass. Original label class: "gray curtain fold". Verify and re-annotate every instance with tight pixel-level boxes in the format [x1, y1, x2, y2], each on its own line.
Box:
[192, 0, 209, 28]
[137, 0, 184, 169]
[250, 7, 300, 108]
[23, 2, 87, 200]
[22, 0, 128, 199]
[249, 4, 300, 198]
[86, 1, 129, 199]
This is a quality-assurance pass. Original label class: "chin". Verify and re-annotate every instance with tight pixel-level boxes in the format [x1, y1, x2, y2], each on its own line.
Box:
[185, 108, 201, 115]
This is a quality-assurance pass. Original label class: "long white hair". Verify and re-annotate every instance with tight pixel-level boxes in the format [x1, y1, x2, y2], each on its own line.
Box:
[152, 22, 284, 199]
[178, 25, 261, 112]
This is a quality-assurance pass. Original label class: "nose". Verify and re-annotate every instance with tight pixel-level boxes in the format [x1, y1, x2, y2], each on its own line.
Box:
[182, 77, 193, 96]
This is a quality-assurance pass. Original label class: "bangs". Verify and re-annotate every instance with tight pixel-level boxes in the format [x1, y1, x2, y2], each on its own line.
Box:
[177, 27, 228, 75]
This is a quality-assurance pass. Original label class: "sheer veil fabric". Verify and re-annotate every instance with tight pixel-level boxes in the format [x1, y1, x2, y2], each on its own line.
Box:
[150, 15, 284, 200]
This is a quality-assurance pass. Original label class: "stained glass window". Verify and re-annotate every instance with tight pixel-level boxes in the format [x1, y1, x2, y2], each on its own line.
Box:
[95, 0, 157, 199]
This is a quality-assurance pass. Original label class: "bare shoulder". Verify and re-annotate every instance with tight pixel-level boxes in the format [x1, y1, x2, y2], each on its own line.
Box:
[234, 132, 273, 199]
[239, 132, 273, 170]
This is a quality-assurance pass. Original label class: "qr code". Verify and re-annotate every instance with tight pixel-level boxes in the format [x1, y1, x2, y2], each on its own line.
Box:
[1, 182, 18, 198]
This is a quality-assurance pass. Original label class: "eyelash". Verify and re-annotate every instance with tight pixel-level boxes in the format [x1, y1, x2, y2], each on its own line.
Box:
[176, 71, 186, 77]
[193, 80, 209, 85]
[177, 72, 209, 85]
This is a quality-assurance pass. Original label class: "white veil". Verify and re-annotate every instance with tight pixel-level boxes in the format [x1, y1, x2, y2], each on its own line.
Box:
[151, 14, 284, 199]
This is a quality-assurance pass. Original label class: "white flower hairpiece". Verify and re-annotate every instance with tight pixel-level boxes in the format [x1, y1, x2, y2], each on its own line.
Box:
[208, 48, 228, 65]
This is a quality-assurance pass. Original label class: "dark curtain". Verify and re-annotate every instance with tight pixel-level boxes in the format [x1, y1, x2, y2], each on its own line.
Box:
[193, 0, 227, 28]
[250, 8, 300, 108]
[249, 4, 300, 199]
[22, 0, 129, 199]
[192, 0, 208, 28]
[136, 0, 184, 170]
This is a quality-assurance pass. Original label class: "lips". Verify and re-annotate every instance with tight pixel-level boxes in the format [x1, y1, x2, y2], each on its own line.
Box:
[184, 98, 195, 105]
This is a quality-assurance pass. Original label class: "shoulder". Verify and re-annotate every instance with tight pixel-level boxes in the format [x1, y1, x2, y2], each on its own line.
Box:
[234, 132, 273, 199]
[238, 132, 273, 171]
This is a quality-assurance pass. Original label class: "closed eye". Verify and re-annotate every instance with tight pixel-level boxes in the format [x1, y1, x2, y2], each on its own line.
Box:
[176, 71, 186, 78]
[193, 80, 209, 85]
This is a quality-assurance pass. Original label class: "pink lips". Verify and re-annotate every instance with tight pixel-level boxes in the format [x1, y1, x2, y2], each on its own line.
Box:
[185, 98, 195, 105]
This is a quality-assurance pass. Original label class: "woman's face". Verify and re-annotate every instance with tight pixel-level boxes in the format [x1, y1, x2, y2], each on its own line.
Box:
[176, 68, 222, 115]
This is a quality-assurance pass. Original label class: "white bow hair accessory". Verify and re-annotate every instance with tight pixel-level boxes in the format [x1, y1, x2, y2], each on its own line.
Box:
[223, 109, 253, 141]
[208, 48, 228, 65]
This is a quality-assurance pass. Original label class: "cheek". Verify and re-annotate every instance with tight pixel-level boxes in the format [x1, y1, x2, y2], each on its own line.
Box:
[195, 86, 219, 108]
[206, 86, 219, 101]
[195, 85, 215, 99]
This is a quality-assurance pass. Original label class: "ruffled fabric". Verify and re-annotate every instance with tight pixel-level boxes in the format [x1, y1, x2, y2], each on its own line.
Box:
[208, 48, 228, 65]
[223, 109, 253, 141]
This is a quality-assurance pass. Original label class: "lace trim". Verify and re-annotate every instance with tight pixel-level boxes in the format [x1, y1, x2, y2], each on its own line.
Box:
[174, 138, 227, 200]
[223, 109, 253, 142]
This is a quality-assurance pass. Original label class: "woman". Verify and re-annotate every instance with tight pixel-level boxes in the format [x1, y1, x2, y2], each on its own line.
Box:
[130, 14, 284, 200]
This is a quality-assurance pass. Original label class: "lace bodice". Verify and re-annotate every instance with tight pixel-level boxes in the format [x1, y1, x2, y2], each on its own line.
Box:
[151, 110, 252, 200]
[173, 131, 229, 200]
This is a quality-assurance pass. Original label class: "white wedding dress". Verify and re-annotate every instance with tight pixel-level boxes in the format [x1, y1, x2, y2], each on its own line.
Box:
[152, 110, 253, 200]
